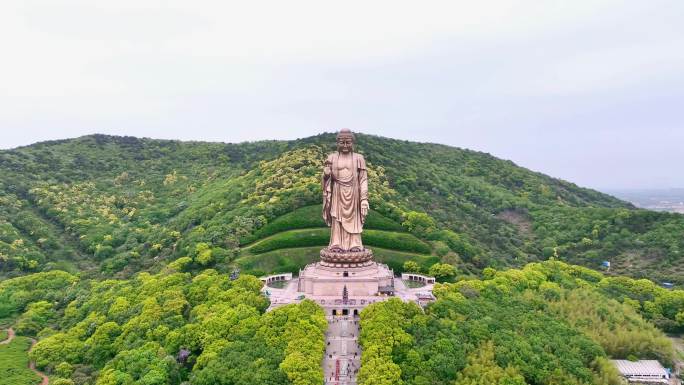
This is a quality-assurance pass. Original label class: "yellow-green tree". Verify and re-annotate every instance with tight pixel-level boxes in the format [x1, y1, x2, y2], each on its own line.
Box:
[453, 341, 526, 385]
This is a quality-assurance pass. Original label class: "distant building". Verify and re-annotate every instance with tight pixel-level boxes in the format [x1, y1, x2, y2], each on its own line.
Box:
[415, 292, 436, 307]
[612, 360, 669, 384]
[259, 272, 292, 285]
[401, 273, 436, 285]
[661, 282, 674, 289]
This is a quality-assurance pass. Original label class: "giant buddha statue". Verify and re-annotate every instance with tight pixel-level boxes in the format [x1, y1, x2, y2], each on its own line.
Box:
[320, 129, 373, 266]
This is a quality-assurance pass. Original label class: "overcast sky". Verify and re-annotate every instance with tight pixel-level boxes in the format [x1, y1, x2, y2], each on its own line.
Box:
[1, 1, 682, 190]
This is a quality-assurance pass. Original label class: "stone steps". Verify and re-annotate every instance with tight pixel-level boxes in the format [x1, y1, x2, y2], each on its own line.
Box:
[323, 315, 361, 385]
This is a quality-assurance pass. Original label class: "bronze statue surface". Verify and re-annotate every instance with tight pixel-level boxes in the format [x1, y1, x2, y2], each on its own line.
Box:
[321, 129, 372, 266]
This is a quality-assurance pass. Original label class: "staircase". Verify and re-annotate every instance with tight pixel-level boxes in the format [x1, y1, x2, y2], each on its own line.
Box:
[323, 315, 361, 385]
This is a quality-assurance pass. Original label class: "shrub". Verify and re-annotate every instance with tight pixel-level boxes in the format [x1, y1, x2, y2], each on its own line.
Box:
[249, 229, 329, 254]
[428, 263, 457, 281]
[363, 230, 431, 254]
[403, 261, 421, 273]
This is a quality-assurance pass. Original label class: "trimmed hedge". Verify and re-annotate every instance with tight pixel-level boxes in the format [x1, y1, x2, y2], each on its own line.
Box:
[241, 204, 405, 244]
[249, 229, 329, 254]
[237, 246, 438, 275]
[365, 212, 406, 232]
[364, 230, 431, 254]
[248, 228, 431, 254]
[241, 206, 325, 244]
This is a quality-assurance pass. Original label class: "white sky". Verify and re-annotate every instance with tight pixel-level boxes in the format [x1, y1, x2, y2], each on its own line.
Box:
[1, 0, 683, 190]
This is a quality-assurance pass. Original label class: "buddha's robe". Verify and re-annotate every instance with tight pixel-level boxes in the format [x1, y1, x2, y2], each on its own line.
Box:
[322, 152, 368, 251]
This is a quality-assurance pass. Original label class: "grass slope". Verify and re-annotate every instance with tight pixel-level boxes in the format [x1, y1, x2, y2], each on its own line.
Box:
[0, 336, 39, 385]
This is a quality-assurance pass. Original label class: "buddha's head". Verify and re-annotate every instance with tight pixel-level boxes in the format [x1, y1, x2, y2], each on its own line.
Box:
[336, 129, 355, 153]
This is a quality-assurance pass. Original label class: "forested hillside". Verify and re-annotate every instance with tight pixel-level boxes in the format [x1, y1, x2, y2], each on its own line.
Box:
[1, 133, 684, 385]
[1, 133, 682, 284]
[358, 260, 681, 385]
[0, 267, 327, 385]
[1, 259, 682, 385]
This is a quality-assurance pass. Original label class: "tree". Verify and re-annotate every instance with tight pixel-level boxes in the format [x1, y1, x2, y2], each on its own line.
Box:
[15, 300, 55, 335]
[52, 379, 75, 385]
[194, 243, 213, 266]
[55, 362, 74, 378]
[428, 263, 457, 281]
[358, 357, 403, 385]
[95, 343, 172, 385]
[280, 351, 322, 385]
[453, 341, 526, 385]
[30, 332, 85, 369]
[85, 322, 122, 367]
[403, 261, 421, 273]
[676, 311, 684, 327]
[539, 281, 562, 301]
[401, 211, 436, 237]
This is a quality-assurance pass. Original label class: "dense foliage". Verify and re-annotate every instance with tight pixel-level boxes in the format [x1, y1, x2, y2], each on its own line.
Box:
[358, 260, 677, 385]
[0, 267, 326, 385]
[1, 258, 681, 384]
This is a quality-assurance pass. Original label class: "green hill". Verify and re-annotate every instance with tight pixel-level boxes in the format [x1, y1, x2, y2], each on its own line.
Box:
[0, 133, 683, 284]
[1, 133, 683, 385]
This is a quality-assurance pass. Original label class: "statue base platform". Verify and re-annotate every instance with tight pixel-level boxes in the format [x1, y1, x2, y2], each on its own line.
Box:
[297, 260, 394, 297]
[319, 247, 373, 267]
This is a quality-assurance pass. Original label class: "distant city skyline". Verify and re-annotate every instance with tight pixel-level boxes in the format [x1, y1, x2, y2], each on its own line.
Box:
[1, 1, 682, 191]
[608, 188, 684, 213]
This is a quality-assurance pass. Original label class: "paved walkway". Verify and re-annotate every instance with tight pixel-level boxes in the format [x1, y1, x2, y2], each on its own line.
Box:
[265, 280, 301, 311]
[262, 275, 435, 385]
[0, 327, 15, 345]
[323, 315, 360, 385]
[29, 338, 49, 385]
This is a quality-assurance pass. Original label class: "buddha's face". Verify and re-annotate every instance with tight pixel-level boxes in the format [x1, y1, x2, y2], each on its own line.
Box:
[337, 136, 353, 153]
